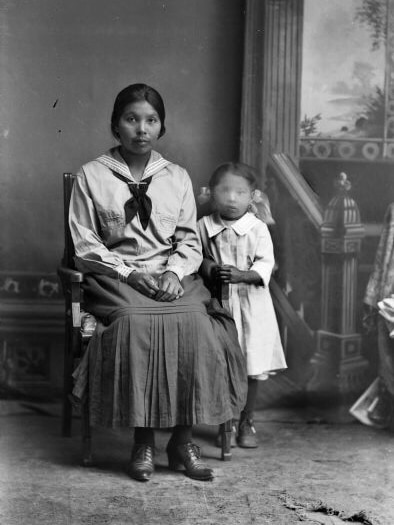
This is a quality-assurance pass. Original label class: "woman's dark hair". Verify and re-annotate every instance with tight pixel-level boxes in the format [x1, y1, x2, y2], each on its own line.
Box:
[111, 83, 166, 139]
[209, 162, 258, 191]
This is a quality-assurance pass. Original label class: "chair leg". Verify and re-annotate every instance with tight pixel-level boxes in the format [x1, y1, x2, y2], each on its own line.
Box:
[220, 419, 232, 461]
[62, 323, 73, 437]
[81, 397, 93, 467]
[62, 392, 72, 437]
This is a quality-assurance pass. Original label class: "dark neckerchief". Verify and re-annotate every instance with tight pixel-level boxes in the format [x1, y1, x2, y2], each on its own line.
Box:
[111, 171, 153, 230]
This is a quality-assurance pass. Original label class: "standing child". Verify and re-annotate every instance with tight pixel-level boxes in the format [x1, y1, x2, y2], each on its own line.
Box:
[198, 162, 287, 448]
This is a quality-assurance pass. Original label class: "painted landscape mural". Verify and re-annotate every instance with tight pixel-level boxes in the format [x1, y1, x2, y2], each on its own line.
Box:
[300, 0, 394, 161]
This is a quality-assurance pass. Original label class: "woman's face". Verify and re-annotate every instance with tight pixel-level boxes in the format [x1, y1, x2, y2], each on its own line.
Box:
[212, 172, 254, 221]
[114, 100, 162, 157]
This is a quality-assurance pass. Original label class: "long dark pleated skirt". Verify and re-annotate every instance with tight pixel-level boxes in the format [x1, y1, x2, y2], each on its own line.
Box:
[72, 273, 247, 428]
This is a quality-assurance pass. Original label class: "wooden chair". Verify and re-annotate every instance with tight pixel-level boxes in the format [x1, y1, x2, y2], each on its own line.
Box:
[57, 173, 92, 465]
[58, 173, 233, 466]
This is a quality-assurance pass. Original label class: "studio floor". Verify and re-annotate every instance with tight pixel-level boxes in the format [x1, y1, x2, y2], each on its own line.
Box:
[0, 401, 393, 525]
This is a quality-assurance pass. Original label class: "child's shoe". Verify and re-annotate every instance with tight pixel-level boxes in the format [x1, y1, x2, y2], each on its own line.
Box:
[237, 418, 258, 448]
[214, 423, 237, 448]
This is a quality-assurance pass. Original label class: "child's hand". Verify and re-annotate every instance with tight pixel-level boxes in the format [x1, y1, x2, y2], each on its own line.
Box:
[216, 265, 244, 284]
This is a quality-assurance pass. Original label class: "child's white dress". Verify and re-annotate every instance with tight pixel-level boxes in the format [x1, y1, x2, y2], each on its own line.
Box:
[198, 212, 287, 379]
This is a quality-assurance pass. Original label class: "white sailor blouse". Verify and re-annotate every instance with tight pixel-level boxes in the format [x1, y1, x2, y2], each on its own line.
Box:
[197, 212, 287, 378]
[69, 148, 203, 281]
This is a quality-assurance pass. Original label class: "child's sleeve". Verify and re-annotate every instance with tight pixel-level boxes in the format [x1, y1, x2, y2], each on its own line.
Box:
[250, 222, 275, 287]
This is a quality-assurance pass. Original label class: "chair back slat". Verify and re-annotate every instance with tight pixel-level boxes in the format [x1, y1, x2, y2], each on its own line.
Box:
[62, 173, 76, 268]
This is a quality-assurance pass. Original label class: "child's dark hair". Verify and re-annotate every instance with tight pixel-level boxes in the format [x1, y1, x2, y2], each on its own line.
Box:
[111, 83, 166, 139]
[209, 162, 258, 191]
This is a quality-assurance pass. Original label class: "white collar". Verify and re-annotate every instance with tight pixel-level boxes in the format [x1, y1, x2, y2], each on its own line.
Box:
[203, 212, 261, 238]
[96, 147, 170, 181]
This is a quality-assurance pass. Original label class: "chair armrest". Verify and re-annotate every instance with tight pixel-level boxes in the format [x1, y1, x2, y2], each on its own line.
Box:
[58, 265, 84, 283]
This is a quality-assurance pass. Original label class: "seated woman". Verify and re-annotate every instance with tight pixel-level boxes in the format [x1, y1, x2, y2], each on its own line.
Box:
[69, 83, 246, 482]
[364, 202, 394, 429]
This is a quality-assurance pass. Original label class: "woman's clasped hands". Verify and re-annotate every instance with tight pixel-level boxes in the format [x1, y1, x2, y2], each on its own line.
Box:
[127, 271, 184, 301]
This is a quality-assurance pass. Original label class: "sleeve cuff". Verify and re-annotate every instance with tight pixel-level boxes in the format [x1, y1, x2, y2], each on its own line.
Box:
[115, 264, 135, 282]
[250, 264, 272, 287]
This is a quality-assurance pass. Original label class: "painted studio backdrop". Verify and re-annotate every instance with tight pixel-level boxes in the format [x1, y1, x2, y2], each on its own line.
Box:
[1, 0, 394, 404]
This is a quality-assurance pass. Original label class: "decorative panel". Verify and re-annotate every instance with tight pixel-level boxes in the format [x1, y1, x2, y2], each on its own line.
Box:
[0, 272, 61, 301]
[0, 271, 64, 398]
[1, 340, 50, 385]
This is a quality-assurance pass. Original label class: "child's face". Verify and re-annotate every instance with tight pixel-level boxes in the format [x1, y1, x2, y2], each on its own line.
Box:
[212, 172, 254, 221]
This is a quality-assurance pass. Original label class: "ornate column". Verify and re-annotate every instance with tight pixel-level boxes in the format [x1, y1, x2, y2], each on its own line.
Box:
[240, 0, 304, 181]
[307, 173, 369, 400]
